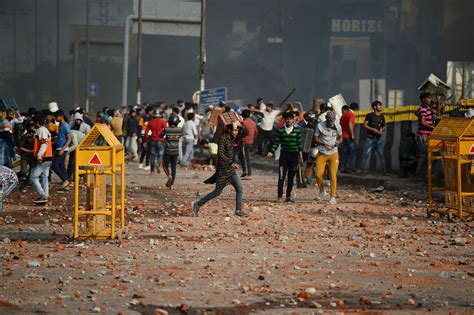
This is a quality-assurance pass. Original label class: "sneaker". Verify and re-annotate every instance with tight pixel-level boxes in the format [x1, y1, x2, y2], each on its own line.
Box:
[144, 165, 151, 171]
[33, 197, 48, 204]
[286, 196, 294, 203]
[138, 163, 144, 169]
[316, 190, 326, 201]
[191, 202, 200, 217]
[165, 177, 173, 188]
[277, 197, 283, 203]
[234, 210, 248, 217]
[329, 197, 337, 205]
[240, 173, 247, 178]
[156, 165, 161, 174]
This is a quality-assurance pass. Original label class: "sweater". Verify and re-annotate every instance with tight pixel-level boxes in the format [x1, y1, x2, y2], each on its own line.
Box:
[270, 126, 302, 154]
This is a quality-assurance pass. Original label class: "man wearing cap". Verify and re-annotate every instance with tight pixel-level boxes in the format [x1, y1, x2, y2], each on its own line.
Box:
[314, 111, 342, 205]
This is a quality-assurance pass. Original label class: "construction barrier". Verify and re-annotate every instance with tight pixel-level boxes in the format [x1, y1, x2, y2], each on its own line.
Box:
[427, 117, 474, 221]
[74, 124, 125, 239]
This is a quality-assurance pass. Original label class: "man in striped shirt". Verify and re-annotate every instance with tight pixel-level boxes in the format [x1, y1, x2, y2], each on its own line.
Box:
[416, 92, 435, 178]
[267, 111, 303, 203]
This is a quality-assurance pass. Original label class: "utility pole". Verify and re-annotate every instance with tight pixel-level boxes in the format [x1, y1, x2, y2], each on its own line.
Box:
[199, 0, 206, 91]
[12, 8, 16, 73]
[136, 0, 143, 106]
[56, 0, 60, 99]
[35, 1, 38, 103]
[85, 0, 90, 112]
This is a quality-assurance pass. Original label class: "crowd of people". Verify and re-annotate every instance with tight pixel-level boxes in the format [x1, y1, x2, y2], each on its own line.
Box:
[0, 91, 450, 217]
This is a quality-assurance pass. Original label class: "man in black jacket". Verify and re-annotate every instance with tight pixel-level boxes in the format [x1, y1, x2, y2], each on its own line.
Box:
[192, 122, 247, 217]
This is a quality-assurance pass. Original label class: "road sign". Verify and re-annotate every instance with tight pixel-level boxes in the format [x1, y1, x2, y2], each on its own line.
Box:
[89, 153, 103, 165]
[200, 87, 227, 109]
[88, 83, 99, 98]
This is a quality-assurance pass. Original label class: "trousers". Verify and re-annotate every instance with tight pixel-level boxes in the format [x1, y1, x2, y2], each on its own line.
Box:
[278, 151, 298, 198]
[315, 152, 338, 197]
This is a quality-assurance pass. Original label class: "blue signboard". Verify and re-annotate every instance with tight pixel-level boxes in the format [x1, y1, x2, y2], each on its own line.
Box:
[200, 87, 227, 108]
[88, 82, 99, 98]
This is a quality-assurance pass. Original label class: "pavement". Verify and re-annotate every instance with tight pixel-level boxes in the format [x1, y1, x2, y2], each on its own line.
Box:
[0, 160, 472, 314]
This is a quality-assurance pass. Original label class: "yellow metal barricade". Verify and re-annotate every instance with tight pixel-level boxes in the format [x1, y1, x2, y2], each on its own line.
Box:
[74, 124, 125, 239]
[428, 117, 474, 221]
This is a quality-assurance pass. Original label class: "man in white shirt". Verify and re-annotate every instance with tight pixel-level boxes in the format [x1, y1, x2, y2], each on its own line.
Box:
[181, 113, 198, 167]
[257, 102, 280, 156]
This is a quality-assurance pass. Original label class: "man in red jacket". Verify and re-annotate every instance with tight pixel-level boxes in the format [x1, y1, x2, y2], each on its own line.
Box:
[143, 109, 168, 174]
[239, 109, 257, 180]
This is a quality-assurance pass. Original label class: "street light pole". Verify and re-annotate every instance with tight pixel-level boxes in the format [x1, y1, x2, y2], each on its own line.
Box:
[85, 0, 90, 112]
[56, 0, 60, 99]
[199, 0, 206, 92]
[136, 0, 142, 106]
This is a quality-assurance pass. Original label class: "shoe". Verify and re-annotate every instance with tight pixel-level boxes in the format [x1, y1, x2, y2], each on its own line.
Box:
[191, 202, 200, 217]
[277, 197, 283, 203]
[138, 163, 144, 169]
[33, 197, 48, 204]
[165, 177, 173, 188]
[156, 165, 161, 174]
[347, 167, 357, 173]
[144, 165, 151, 171]
[286, 196, 294, 203]
[316, 190, 326, 201]
[61, 180, 71, 189]
[329, 197, 337, 205]
[234, 210, 248, 217]
[240, 173, 247, 178]
[132, 157, 139, 162]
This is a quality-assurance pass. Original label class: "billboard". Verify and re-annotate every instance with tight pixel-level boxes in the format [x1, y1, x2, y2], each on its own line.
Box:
[132, 0, 201, 37]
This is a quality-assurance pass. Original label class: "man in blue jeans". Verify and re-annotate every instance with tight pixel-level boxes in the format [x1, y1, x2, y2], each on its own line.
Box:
[52, 110, 72, 189]
[192, 122, 247, 217]
[30, 115, 54, 204]
[360, 101, 387, 175]
[143, 109, 167, 175]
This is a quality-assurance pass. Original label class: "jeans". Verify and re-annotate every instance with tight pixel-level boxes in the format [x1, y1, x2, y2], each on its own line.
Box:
[360, 137, 386, 172]
[30, 161, 52, 199]
[339, 138, 356, 171]
[163, 154, 178, 178]
[238, 144, 252, 176]
[182, 139, 194, 166]
[51, 151, 69, 182]
[416, 135, 428, 177]
[278, 151, 298, 198]
[125, 135, 138, 159]
[149, 141, 164, 171]
[139, 137, 151, 165]
[178, 137, 184, 162]
[197, 174, 242, 211]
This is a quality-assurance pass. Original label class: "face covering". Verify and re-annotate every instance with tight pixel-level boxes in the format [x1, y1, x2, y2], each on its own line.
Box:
[326, 119, 335, 128]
